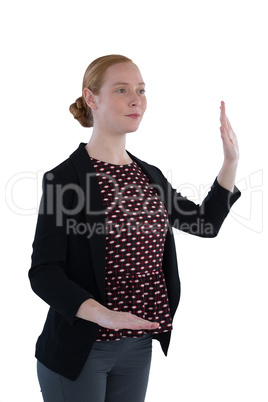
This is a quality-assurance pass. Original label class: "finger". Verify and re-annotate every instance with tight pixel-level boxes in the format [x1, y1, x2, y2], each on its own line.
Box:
[220, 101, 226, 126]
[129, 314, 159, 328]
[221, 101, 233, 129]
[225, 115, 234, 133]
[220, 126, 234, 145]
[113, 312, 159, 330]
[220, 102, 235, 136]
[120, 320, 159, 330]
[220, 101, 229, 126]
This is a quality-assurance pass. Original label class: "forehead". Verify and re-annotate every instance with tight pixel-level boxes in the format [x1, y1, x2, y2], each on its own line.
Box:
[102, 63, 144, 86]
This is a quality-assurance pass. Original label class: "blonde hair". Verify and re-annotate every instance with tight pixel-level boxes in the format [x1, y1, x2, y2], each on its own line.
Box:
[69, 54, 136, 127]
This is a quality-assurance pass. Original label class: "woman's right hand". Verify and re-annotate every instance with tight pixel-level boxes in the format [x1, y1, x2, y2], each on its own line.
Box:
[76, 298, 159, 330]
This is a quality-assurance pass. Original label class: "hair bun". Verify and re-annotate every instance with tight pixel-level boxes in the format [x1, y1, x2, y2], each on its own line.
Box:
[69, 96, 93, 127]
[75, 97, 84, 109]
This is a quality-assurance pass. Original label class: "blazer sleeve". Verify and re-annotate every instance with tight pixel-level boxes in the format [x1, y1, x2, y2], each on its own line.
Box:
[154, 167, 241, 237]
[28, 166, 95, 326]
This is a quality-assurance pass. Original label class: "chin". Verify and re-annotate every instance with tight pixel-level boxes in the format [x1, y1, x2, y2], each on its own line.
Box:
[126, 127, 139, 134]
[126, 122, 142, 134]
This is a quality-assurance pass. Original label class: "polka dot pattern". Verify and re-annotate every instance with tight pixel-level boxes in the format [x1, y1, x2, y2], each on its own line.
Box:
[90, 156, 173, 341]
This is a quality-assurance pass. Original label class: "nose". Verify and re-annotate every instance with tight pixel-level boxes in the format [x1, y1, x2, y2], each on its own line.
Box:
[129, 91, 141, 107]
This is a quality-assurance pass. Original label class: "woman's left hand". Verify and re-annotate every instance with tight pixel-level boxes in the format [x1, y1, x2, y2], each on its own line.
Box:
[220, 101, 239, 163]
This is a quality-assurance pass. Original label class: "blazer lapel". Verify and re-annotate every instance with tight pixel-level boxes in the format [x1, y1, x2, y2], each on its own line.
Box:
[69, 143, 166, 305]
[125, 149, 165, 200]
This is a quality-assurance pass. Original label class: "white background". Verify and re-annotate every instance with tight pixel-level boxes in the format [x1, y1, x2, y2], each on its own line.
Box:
[1, 0, 267, 401]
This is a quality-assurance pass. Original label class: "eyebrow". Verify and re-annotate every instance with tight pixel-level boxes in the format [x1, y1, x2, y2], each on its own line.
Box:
[112, 82, 145, 86]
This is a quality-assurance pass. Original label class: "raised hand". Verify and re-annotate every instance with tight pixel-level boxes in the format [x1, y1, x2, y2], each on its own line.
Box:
[217, 101, 239, 192]
[220, 101, 239, 162]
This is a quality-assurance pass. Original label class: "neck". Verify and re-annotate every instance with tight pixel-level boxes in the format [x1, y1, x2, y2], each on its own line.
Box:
[85, 128, 132, 165]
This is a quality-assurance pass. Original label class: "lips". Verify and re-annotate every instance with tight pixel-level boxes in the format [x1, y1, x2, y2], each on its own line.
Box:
[126, 113, 140, 119]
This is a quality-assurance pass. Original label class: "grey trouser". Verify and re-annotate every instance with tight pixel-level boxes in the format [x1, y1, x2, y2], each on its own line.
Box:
[37, 334, 153, 402]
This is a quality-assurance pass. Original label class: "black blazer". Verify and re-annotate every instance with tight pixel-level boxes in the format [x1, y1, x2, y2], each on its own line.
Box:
[29, 142, 241, 380]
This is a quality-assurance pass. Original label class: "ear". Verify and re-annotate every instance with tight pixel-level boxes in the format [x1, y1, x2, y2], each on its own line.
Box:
[83, 88, 98, 110]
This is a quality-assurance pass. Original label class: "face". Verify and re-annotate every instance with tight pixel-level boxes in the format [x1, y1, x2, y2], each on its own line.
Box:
[84, 62, 147, 135]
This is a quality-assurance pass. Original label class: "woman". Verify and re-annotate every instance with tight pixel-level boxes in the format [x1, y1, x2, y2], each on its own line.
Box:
[29, 54, 241, 402]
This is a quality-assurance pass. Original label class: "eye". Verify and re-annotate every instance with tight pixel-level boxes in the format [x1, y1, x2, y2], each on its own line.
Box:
[138, 89, 146, 94]
[116, 88, 126, 93]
